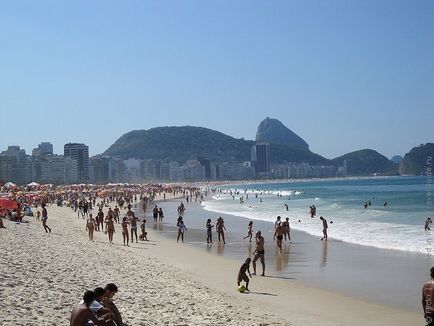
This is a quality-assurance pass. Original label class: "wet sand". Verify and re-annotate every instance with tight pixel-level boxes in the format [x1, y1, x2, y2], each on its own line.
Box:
[154, 198, 432, 313]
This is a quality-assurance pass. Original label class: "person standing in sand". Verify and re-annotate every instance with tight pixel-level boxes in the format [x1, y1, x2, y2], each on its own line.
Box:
[41, 203, 51, 233]
[177, 216, 187, 243]
[121, 217, 130, 246]
[422, 267, 434, 325]
[206, 218, 214, 244]
[105, 214, 115, 244]
[129, 212, 139, 243]
[216, 216, 226, 244]
[320, 216, 328, 241]
[140, 218, 148, 241]
[86, 213, 96, 241]
[252, 231, 265, 276]
[243, 221, 253, 242]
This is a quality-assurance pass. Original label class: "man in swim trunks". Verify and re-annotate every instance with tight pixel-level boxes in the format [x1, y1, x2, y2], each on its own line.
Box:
[237, 257, 252, 291]
[274, 223, 284, 252]
[320, 216, 328, 241]
[252, 231, 265, 276]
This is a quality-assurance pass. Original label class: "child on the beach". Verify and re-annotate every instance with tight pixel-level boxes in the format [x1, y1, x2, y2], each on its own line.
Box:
[237, 258, 252, 291]
[140, 218, 148, 241]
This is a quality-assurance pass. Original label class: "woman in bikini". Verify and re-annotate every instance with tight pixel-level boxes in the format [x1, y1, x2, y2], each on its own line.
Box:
[105, 215, 115, 244]
[121, 217, 130, 246]
[243, 221, 253, 242]
[86, 213, 96, 241]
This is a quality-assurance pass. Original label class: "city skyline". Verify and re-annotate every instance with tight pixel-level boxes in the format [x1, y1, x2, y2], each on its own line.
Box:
[1, 1, 433, 159]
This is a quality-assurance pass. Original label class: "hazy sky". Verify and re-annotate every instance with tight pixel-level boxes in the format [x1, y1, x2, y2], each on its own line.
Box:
[1, 0, 433, 159]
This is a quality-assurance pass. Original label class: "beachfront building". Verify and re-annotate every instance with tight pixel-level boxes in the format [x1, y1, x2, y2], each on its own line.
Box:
[251, 142, 271, 178]
[218, 162, 255, 180]
[0, 146, 28, 185]
[124, 158, 142, 183]
[64, 143, 90, 182]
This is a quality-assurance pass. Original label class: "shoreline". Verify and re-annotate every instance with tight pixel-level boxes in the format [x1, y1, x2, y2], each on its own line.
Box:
[0, 196, 424, 325]
[153, 197, 430, 313]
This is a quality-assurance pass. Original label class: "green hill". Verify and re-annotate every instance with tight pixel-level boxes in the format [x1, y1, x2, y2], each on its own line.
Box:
[399, 143, 434, 175]
[332, 149, 398, 175]
[102, 126, 330, 164]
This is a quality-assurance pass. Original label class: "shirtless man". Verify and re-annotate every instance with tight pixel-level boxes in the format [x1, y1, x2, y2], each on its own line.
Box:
[70, 291, 104, 326]
[320, 216, 328, 241]
[113, 206, 120, 223]
[273, 223, 284, 252]
[237, 258, 252, 291]
[422, 267, 434, 325]
[252, 231, 265, 276]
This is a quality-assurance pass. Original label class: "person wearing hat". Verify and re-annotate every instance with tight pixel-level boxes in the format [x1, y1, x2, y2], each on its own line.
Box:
[252, 230, 265, 276]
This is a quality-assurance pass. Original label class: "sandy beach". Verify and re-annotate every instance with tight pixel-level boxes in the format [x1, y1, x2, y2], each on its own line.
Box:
[0, 197, 423, 325]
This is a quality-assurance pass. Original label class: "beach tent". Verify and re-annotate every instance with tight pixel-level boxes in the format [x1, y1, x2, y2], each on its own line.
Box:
[0, 198, 18, 210]
[4, 182, 17, 189]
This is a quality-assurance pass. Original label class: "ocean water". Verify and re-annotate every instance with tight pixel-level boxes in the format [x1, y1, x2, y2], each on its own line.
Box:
[202, 176, 432, 254]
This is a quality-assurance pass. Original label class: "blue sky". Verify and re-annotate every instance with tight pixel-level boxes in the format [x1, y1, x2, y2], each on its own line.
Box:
[1, 0, 433, 159]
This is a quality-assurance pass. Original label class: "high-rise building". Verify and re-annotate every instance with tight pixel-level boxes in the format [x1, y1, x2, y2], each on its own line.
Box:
[0, 146, 27, 184]
[251, 143, 270, 177]
[198, 157, 211, 179]
[64, 143, 90, 182]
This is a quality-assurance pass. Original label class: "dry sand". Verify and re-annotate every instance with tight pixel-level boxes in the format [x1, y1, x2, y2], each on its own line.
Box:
[0, 199, 423, 326]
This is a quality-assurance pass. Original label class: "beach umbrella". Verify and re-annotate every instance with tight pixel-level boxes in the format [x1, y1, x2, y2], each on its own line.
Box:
[0, 198, 18, 209]
[27, 182, 40, 187]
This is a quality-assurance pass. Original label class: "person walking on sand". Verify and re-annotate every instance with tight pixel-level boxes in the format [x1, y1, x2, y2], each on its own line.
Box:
[422, 267, 434, 325]
[216, 216, 226, 244]
[41, 203, 51, 233]
[86, 213, 96, 241]
[252, 231, 265, 276]
[177, 216, 187, 243]
[237, 258, 252, 292]
[121, 217, 130, 246]
[206, 218, 214, 244]
[320, 216, 328, 241]
[282, 217, 291, 242]
[274, 223, 284, 252]
[243, 221, 253, 242]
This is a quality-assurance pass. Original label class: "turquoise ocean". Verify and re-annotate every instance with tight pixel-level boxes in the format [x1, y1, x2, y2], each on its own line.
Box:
[202, 176, 431, 254]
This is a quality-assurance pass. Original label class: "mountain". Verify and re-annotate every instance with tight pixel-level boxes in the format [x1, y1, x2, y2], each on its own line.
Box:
[102, 126, 329, 164]
[399, 143, 434, 175]
[391, 155, 403, 164]
[332, 149, 398, 175]
[255, 117, 309, 150]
